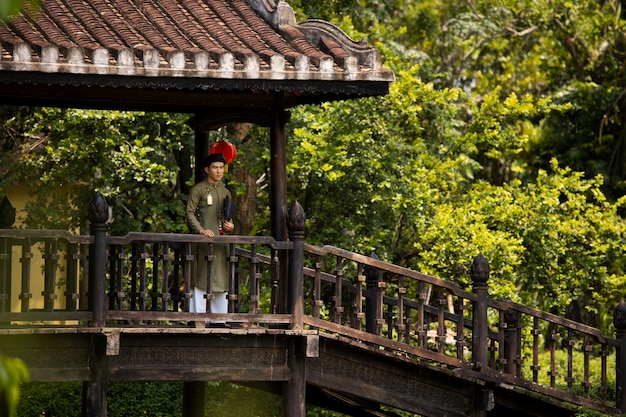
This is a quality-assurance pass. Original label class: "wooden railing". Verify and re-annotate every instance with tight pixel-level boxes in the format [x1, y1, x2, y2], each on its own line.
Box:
[0, 192, 625, 415]
[297, 244, 624, 415]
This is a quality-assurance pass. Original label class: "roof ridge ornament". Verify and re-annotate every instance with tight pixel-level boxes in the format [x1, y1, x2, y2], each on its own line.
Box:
[246, 0, 296, 29]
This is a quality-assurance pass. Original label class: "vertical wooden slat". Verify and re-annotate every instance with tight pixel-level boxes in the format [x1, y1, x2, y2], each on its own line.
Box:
[333, 256, 344, 324]
[65, 242, 80, 311]
[532, 316, 540, 382]
[249, 244, 259, 314]
[313, 255, 322, 318]
[161, 242, 171, 312]
[139, 241, 148, 311]
[19, 238, 32, 312]
[43, 239, 59, 312]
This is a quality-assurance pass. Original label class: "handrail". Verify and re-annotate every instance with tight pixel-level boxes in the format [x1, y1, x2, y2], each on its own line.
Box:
[0, 227, 623, 415]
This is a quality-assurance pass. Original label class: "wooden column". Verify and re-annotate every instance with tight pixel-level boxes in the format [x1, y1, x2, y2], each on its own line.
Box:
[84, 192, 110, 416]
[82, 335, 108, 417]
[471, 254, 489, 372]
[194, 113, 211, 183]
[503, 305, 520, 376]
[88, 192, 108, 327]
[282, 337, 306, 417]
[270, 107, 290, 313]
[183, 382, 206, 417]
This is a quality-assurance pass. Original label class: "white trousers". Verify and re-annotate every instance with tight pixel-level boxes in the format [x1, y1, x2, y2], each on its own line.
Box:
[189, 287, 228, 314]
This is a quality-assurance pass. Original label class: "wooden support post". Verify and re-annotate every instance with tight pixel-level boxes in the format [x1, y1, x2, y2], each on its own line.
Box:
[270, 107, 290, 313]
[82, 334, 108, 417]
[88, 192, 109, 327]
[471, 254, 489, 372]
[364, 251, 380, 335]
[287, 201, 305, 330]
[183, 382, 206, 417]
[282, 337, 306, 417]
[503, 306, 520, 376]
[614, 300, 626, 411]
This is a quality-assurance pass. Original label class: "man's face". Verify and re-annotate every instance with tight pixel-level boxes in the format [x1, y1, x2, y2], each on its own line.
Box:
[205, 162, 225, 183]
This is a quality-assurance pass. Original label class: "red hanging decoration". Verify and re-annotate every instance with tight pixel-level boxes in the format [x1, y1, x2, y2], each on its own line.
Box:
[209, 140, 237, 164]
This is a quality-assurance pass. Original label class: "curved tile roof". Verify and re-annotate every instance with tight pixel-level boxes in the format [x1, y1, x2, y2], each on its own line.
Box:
[0, 0, 394, 109]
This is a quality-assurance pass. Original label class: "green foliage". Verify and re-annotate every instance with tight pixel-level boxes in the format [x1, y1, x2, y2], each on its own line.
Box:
[0, 0, 39, 22]
[2, 108, 194, 234]
[0, 354, 29, 417]
[17, 381, 345, 417]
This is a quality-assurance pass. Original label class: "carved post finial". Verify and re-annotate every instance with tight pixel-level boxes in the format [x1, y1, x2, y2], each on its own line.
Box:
[88, 192, 109, 225]
[470, 253, 489, 284]
[287, 200, 305, 235]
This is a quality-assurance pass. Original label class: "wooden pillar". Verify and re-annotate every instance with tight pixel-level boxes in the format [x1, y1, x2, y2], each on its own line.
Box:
[185, 113, 211, 417]
[82, 335, 108, 416]
[287, 201, 305, 330]
[614, 300, 626, 411]
[84, 192, 109, 416]
[503, 305, 520, 376]
[194, 113, 211, 183]
[282, 337, 306, 417]
[363, 251, 381, 335]
[471, 254, 489, 372]
[88, 192, 108, 327]
[270, 107, 290, 313]
[183, 382, 206, 417]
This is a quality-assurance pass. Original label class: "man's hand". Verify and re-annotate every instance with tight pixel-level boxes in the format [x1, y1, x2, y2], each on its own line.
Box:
[222, 220, 234, 233]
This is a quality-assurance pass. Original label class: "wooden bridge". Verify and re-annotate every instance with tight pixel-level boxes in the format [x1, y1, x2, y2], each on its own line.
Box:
[1, 193, 625, 417]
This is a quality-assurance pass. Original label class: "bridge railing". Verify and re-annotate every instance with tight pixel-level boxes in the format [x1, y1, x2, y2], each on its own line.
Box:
[0, 192, 624, 414]
[298, 243, 623, 414]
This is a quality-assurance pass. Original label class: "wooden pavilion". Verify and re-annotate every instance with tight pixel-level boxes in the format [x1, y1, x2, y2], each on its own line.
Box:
[2, 2, 625, 417]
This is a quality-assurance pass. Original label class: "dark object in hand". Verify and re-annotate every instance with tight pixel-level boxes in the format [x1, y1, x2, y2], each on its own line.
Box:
[223, 196, 237, 221]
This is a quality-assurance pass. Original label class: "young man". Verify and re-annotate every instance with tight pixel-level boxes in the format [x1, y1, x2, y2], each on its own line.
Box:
[186, 153, 234, 322]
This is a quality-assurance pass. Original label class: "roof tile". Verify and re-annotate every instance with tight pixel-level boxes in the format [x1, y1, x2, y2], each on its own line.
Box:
[0, 0, 393, 82]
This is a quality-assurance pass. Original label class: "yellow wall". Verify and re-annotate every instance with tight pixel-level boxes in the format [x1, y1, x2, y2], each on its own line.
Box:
[3, 185, 75, 313]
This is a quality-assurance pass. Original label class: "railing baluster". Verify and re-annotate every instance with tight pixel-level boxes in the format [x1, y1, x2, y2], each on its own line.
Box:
[313, 255, 322, 318]
[456, 298, 466, 360]
[65, 242, 80, 311]
[0, 237, 10, 312]
[549, 328, 559, 388]
[205, 243, 214, 313]
[130, 243, 139, 310]
[161, 242, 171, 312]
[354, 263, 364, 331]
[437, 288, 446, 354]
[333, 256, 343, 324]
[183, 242, 193, 312]
[19, 238, 32, 312]
[566, 329, 574, 393]
[151, 242, 160, 311]
[139, 242, 148, 311]
[583, 336, 591, 398]
[227, 243, 237, 313]
[107, 245, 117, 310]
[417, 282, 427, 348]
[397, 277, 405, 343]
[249, 244, 259, 314]
[270, 249, 279, 314]
[43, 239, 59, 312]
[532, 316, 540, 382]
[116, 245, 126, 310]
